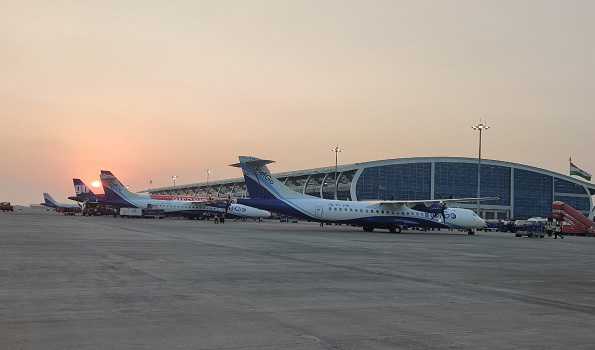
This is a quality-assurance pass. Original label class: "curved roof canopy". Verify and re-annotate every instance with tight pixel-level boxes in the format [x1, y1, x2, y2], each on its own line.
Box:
[145, 157, 595, 195]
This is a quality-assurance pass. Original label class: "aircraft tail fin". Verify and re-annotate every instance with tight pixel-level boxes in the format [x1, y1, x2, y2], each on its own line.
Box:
[231, 156, 309, 200]
[72, 178, 98, 202]
[100, 170, 141, 206]
[42, 193, 58, 207]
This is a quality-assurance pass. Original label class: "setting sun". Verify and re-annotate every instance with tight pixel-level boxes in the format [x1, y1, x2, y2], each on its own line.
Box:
[91, 180, 101, 188]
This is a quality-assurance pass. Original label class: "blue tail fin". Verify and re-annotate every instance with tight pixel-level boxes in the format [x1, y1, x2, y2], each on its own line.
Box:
[231, 156, 310, 200]
[42, 193, 58, 208]
[73, 179, 98, 202]
[100, 170, 141, 207]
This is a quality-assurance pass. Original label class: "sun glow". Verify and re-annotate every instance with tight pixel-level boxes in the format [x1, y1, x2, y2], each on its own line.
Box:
[91, 180, 101, 188]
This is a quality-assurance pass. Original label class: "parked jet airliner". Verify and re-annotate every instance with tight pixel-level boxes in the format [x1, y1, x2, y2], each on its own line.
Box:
[100, 170, 271, 219]
[232, 156, 494, 233]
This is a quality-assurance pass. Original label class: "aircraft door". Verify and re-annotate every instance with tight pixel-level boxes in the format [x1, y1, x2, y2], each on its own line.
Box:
[315, 207, 324, 219]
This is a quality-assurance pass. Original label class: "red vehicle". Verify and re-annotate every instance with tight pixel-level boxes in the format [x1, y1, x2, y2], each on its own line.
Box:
[552, 201, 595, 235]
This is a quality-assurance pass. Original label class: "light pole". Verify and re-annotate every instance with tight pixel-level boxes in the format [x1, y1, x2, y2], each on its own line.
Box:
[172, 175, 177, 188]
[472, 121, 490, 217]
[206, 169, 211, 197]
[331, 145, 342, 200]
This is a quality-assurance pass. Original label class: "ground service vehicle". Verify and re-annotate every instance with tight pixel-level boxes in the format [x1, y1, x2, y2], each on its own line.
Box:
[0, 202, 14, 212]
[120, 208, 142, 218]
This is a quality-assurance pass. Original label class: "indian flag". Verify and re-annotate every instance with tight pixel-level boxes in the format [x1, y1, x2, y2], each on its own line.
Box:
[570, 158, 592, 181]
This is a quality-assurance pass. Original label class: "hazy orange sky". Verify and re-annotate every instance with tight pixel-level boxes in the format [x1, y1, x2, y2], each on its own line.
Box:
[1, 0, 593, 204]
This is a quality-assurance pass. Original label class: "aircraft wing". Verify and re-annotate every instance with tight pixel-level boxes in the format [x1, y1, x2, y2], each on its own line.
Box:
[371, 197, 500, 208]
[191, 199, 230, 206]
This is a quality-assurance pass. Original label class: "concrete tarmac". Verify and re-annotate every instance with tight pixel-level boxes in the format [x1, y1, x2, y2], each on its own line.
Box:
[2, 213, 595, 349]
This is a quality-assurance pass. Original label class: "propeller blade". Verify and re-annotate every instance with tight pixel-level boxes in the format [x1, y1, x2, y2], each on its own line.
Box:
[225, 195, 233, 213]
[440, 202, 447, 223]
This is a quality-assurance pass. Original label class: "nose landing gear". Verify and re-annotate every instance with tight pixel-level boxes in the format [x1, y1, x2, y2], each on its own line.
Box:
[363, 225, 375, 232]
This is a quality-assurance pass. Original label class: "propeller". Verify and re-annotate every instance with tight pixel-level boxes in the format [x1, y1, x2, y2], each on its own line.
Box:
[225, 194, 233, 214]
[428, 202, 448, 223]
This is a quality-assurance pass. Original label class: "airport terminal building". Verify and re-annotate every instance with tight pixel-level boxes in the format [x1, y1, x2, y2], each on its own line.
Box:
[148, 157, 595, 220]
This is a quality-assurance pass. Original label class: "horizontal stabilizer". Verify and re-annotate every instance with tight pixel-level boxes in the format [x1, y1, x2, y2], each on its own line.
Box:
[230, 156, 275, 168]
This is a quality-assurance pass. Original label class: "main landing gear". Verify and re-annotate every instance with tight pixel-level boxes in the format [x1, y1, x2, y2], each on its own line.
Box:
[389, 226, 402, 233]
[362, 226, 402, 233]
[467, 229, 475, 235]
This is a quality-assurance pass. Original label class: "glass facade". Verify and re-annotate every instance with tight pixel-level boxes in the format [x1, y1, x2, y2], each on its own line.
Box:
[285, 175, 308, 194]
[218, 184, 233, 196]
[554, 178, 587, 195]
[356, 163, 431, 200]
[434, 163, 510, 205]
[226, 184, 246, 198]
[514, 169, 553, 219]
[322, 170, 356, 200]
[337, 170, 356, 200]
[322, 173, 338, 199]
[305, 174, 325, 198]
[554, 195, 591, 214]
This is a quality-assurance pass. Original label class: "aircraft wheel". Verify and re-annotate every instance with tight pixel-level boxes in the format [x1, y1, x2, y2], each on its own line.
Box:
[467, 230, 475, 235]
[363, 226, 374, 232]
[389, 226, 401, 233]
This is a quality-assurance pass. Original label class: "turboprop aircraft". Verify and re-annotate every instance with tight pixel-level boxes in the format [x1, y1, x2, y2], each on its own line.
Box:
[41, 193, 81, 212]
[232, 156, 496, 234]
[100, 170, 271, 219]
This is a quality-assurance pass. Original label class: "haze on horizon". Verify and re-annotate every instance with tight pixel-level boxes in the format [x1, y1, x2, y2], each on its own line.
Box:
[1, 0, 593, 205]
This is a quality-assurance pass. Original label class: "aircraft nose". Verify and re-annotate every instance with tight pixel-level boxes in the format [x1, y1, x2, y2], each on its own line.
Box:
[477, 217, 487, 228]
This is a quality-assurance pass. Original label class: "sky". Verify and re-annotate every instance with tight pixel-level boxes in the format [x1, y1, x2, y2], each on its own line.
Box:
[1, 0, 593, 204]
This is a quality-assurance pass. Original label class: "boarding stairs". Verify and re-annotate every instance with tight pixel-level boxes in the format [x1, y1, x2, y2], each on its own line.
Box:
[552, 201, 595, 235]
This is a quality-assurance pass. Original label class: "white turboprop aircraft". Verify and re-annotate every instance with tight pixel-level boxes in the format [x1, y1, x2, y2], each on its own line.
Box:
[232, 156, 496, 234]
[41, 193, 81, 211]
[100, 170, 271, 219]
